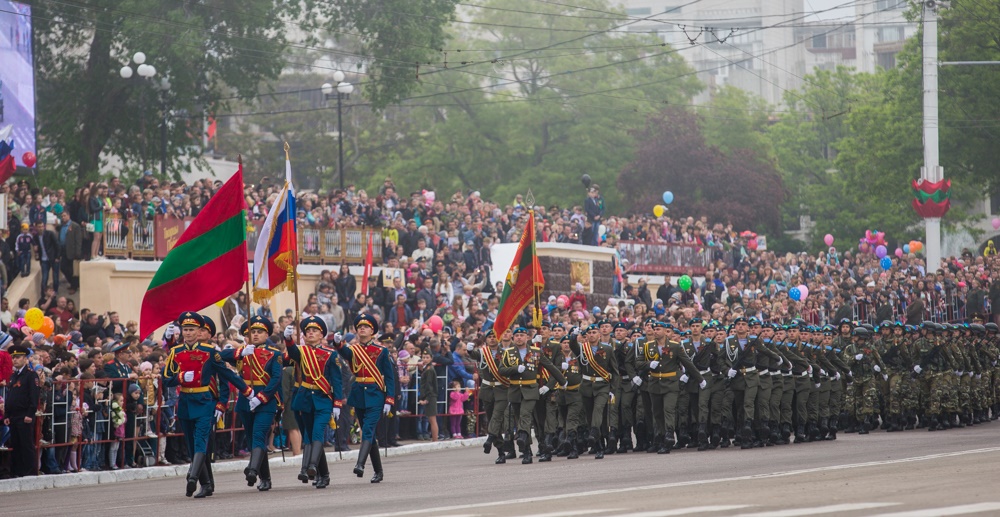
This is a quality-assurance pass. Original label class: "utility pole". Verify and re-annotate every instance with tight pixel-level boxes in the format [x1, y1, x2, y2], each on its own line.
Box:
[921, 1, 942, 270]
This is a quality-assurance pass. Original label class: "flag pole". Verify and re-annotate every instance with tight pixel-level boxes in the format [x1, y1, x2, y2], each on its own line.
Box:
[284, 142, 302, 343]
[240, 154, 252, 322]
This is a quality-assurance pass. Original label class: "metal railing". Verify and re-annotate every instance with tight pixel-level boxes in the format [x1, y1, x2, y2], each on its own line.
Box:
[617, 240, 715, 275]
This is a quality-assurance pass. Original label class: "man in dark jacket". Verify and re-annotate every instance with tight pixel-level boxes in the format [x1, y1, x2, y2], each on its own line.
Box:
[58, 210, 84, 294]
[34, 222, 60, 297]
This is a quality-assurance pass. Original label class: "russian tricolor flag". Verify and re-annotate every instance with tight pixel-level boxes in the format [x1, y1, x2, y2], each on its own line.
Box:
[252, 152, 298, 301]
[0, 125, 15, 184]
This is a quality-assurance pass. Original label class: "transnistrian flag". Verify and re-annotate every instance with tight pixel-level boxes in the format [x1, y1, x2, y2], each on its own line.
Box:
[252, 150, 297, 301]
[494, 209, 544, 333]
[140, 166, 248, 337]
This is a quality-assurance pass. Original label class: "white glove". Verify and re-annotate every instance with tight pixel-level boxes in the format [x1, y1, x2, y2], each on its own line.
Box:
[333, 407, 341, 420]
[699, 379, 707, 390]
[914, 365, 923, 374]
[182, 371, 195, 383]
[241, 344, 256, 357]
[814, 383, 821, 388]
[164, 324, 177, 339]
[632, 376, 642, 387]
[883, 374, 889, 381]
[649, 360, 660, 370]
[727, 368, 737, 378]
[382, 403, 391, 415]
[467, 342, 475, 352]
[820, 369, 827, 376]
[333, 333, 343, 344]
[855, 354, 864, 361]
[777, 356, 784, 366]
[517, 364, 526, 373]
[873, 364, 881, 373]
[538, 386, 550, 396]
[214, 409, 223, 421]
[248, 396, 262, 411]
[532, 335, 542, 343]
[283, 325, 295, 339]
[976, 374, 982, 379]
[955, 370, 963, 376]
[966, 371, 973, 377]
[679, 374, 689, 383]
[807, 365, 813, 374]
[834, 372, 841, 381]
[561, 362, 569, 371]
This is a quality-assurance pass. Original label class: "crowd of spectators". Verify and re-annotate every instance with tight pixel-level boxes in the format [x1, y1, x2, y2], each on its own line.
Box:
[2, 171, 1000, 478]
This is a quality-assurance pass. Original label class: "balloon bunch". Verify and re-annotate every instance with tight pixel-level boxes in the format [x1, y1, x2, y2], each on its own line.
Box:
[421, 189, 436, 207]
[858, 229, 887, 253]
[739, 231, 759, 251]
[14, 307, 56, 338]
[788, 284, 809, 301]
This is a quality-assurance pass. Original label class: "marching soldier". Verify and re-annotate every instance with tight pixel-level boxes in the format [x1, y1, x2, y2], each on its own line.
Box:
[843, 327, 887, 434]
[614, 323, 639, 453]
[163, 312, 253, 498]
[679, 319, 715, 450]
[638, 321, 705, 454]
[554, 335, 585, 459]
[499, 327, 565, 464]
[475, 329, 514, 464]
[220, 315, 283, 491]
[721, 317, 779, 449]
[331, 314, 396, 483]
[569, 323, 619, 459]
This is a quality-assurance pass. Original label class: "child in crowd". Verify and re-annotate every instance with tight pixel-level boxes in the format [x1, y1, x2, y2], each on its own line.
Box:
[109, 392, 126, 469]
[448, 380, 469, 439]
[15, 223, 33, 277]
[66, 381, 84, 472]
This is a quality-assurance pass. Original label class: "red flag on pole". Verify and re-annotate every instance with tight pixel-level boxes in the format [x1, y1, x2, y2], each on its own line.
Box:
[361, 231, 374, 295]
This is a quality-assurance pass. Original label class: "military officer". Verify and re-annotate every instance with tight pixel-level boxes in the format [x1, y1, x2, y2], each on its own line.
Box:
[104, 340, 137, 396]
[5, 345, 40, 477]
[474, 329, 514, 463]
[679, 318, 715, 450]
[499, 327, 565, 464]
[331, 314, 396, 483]
[638, 321, 705, 454]
[163, 312, 253, 498]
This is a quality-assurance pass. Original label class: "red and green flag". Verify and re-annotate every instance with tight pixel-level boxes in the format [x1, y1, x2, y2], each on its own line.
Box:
[140, 166, 248, 337]
[494, 210, 544, 333]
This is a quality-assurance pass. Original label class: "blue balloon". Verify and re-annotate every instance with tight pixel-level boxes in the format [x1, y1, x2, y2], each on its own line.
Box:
[789, 287, 801, 301]
[903, 244, 910, 254]
[662, 191, 674, 205]
[880, 256, 893, 270]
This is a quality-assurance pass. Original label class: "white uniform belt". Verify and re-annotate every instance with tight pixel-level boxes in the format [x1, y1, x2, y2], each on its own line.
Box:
[582, 375, 606, 382]
[481, 380, 500, 387]
[699, 369, 711, 376]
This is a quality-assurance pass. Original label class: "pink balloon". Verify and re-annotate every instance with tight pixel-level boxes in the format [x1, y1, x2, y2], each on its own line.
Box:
[824, 234, 834, 246]
[894, 248, 904, 258]
[958, 281, 967, 288]
[426, 315, 444, 333]
[993, 218, 1000, 230]
[797, 285, 809, 300]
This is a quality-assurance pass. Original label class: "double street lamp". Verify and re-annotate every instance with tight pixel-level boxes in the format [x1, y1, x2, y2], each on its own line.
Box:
[120, 52, 171, 176]
[322, 71, 354, 190]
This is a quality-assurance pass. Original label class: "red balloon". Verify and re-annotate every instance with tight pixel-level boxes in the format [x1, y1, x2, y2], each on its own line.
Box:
[748, 239, 758, 251]
[21, 152, 37, 168]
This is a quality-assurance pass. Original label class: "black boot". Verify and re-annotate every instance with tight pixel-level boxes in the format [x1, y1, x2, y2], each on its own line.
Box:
[656, 433, 670, 454]
[663, 429, 676, 452]
[186, 452, 206, 497]
[257, 454, 272, 491]
[916, 412, 928, 429]
[298, 442, 312, 483]
[194, 459, 214, 498]
[566, 431, 580, 460]
[516, 429, 529, 451]
[826, 418, 838, 440]
[888, 415, 902, 432]
[753, 422, 766, 448]
[538, 434, 554, 462]
[523, 443, 534, 464]
[720, 426, 731, 448]
[780, 422, 792, 444]
[926, 414, 938, 431]
[369, 439, 384, 483]
[674, 426, 688, 450]
[354, 440, 372, 477]
[794, 423, 806, 443]
[587, 427, 599, 449]
[484, 434, 496, 454]
[818, 418, 829, 439]
[905, 411, 916, 430]
[710, 424, 721, 448]
[697, 423, 709, 451]
[740, 422, 754, 450]
[647, 433, 661, 453]
[314, 450, 330, 489]
[770, 421, 781, 445]
[617, 426, 632, 453]
[634, 422, 648, 452]
[859, 416, 870, 435]
[605, 427, 618, 455]
[307, 440, 324, 479]
[245, 447, 264, 487]
[495, 445, 507, 464]
[504, 440, 517, 459]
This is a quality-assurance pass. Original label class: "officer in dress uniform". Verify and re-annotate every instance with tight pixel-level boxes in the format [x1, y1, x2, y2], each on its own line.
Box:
[554, 334, 585, 459]
[282, 315, 343, 489]
[105, 341, 137, 396]
[220, 315, 283, 491]
[638, 321, 705, 454]
[5, 345, 40, 477]
[331, 314, 396, 483]
[470, 329, 510, 462]
[568, 323, 619, 459]
[499, 326, 565, 464]
[163, 312, 252, 498]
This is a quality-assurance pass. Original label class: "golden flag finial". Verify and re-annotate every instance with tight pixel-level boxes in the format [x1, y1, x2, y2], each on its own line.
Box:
[283, 141, 290, 161]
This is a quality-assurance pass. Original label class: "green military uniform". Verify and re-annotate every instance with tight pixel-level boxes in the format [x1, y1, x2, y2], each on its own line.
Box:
[881, 327, 919, 431]
[679, 324, 715, 450]
[554, 339, 585, 459]
[569, 325, 619, 459]
[638, 326, 704, 454]
[471, 340, 509, 456]
[499, 329, 565, 464]
[483, 338, 515, 464]
[842, 328, 887, 433]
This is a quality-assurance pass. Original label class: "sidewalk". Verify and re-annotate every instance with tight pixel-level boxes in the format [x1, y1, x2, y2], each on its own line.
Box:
[0, 437, 486, 493]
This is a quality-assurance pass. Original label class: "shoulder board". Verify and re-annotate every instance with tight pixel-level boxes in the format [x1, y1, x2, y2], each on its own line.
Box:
[528, 345, 541, 352]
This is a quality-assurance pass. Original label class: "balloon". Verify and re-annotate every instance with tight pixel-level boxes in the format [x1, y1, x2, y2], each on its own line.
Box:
[426, 315, 444, 333]
[912, 241, 923, 253]
[748, 239, 758, 251]
[903, 244, 910, 254]
[39, 317, 55, 338]
[662, 191, 674, 205]
[916, 242, 923, 252]
[25, 307, 44, 330]
[875, 245, 887, 259]
[789, 287, 801, 301]
[895, 248, 903, 258]
[958, 281, 967, 288]
[993, 218, 1000, 230]
[21, 151, 36, 168]
[798, 285, 809, 300]
[824, 234, 834, 246]
[581, 174, 592, 188]
[653, 205, 665, 217]
[598, 224, 607, 237]
[858, 242, 868, 253]
[678, 275, 692, 292]
[880, 256, 892, 271]
[865, 230, 872, 240]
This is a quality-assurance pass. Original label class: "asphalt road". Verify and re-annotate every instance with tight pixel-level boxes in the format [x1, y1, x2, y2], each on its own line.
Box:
[7, 425, 1000, 517]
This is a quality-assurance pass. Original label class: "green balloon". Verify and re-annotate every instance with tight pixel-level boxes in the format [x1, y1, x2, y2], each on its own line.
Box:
[678, 275, 692, 291]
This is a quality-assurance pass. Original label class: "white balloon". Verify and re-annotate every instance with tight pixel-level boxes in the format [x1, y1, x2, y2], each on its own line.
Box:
[133, 51, 146, 65]
[119, 66, 133, 79]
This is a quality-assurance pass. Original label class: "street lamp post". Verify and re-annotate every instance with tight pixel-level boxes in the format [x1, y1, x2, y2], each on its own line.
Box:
[322, 71, 353, 190]
[120, 52, 168, 175]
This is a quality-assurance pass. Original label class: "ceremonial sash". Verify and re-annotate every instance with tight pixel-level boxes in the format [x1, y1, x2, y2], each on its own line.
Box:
[299, 346, 334, 397]
[240, 349, 270, 385]
[349, 343, 386, 393]
[482, 348, 509, 386]
[581, 344, 612, 380]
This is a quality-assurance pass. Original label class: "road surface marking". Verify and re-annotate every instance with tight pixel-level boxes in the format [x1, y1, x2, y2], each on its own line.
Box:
[609, 506, 752, 517]
[867, 503, 1000, 517]
[731, 502, 899, 516]
[354, 447, 1000, 517]
[520, 510, 622, 517]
